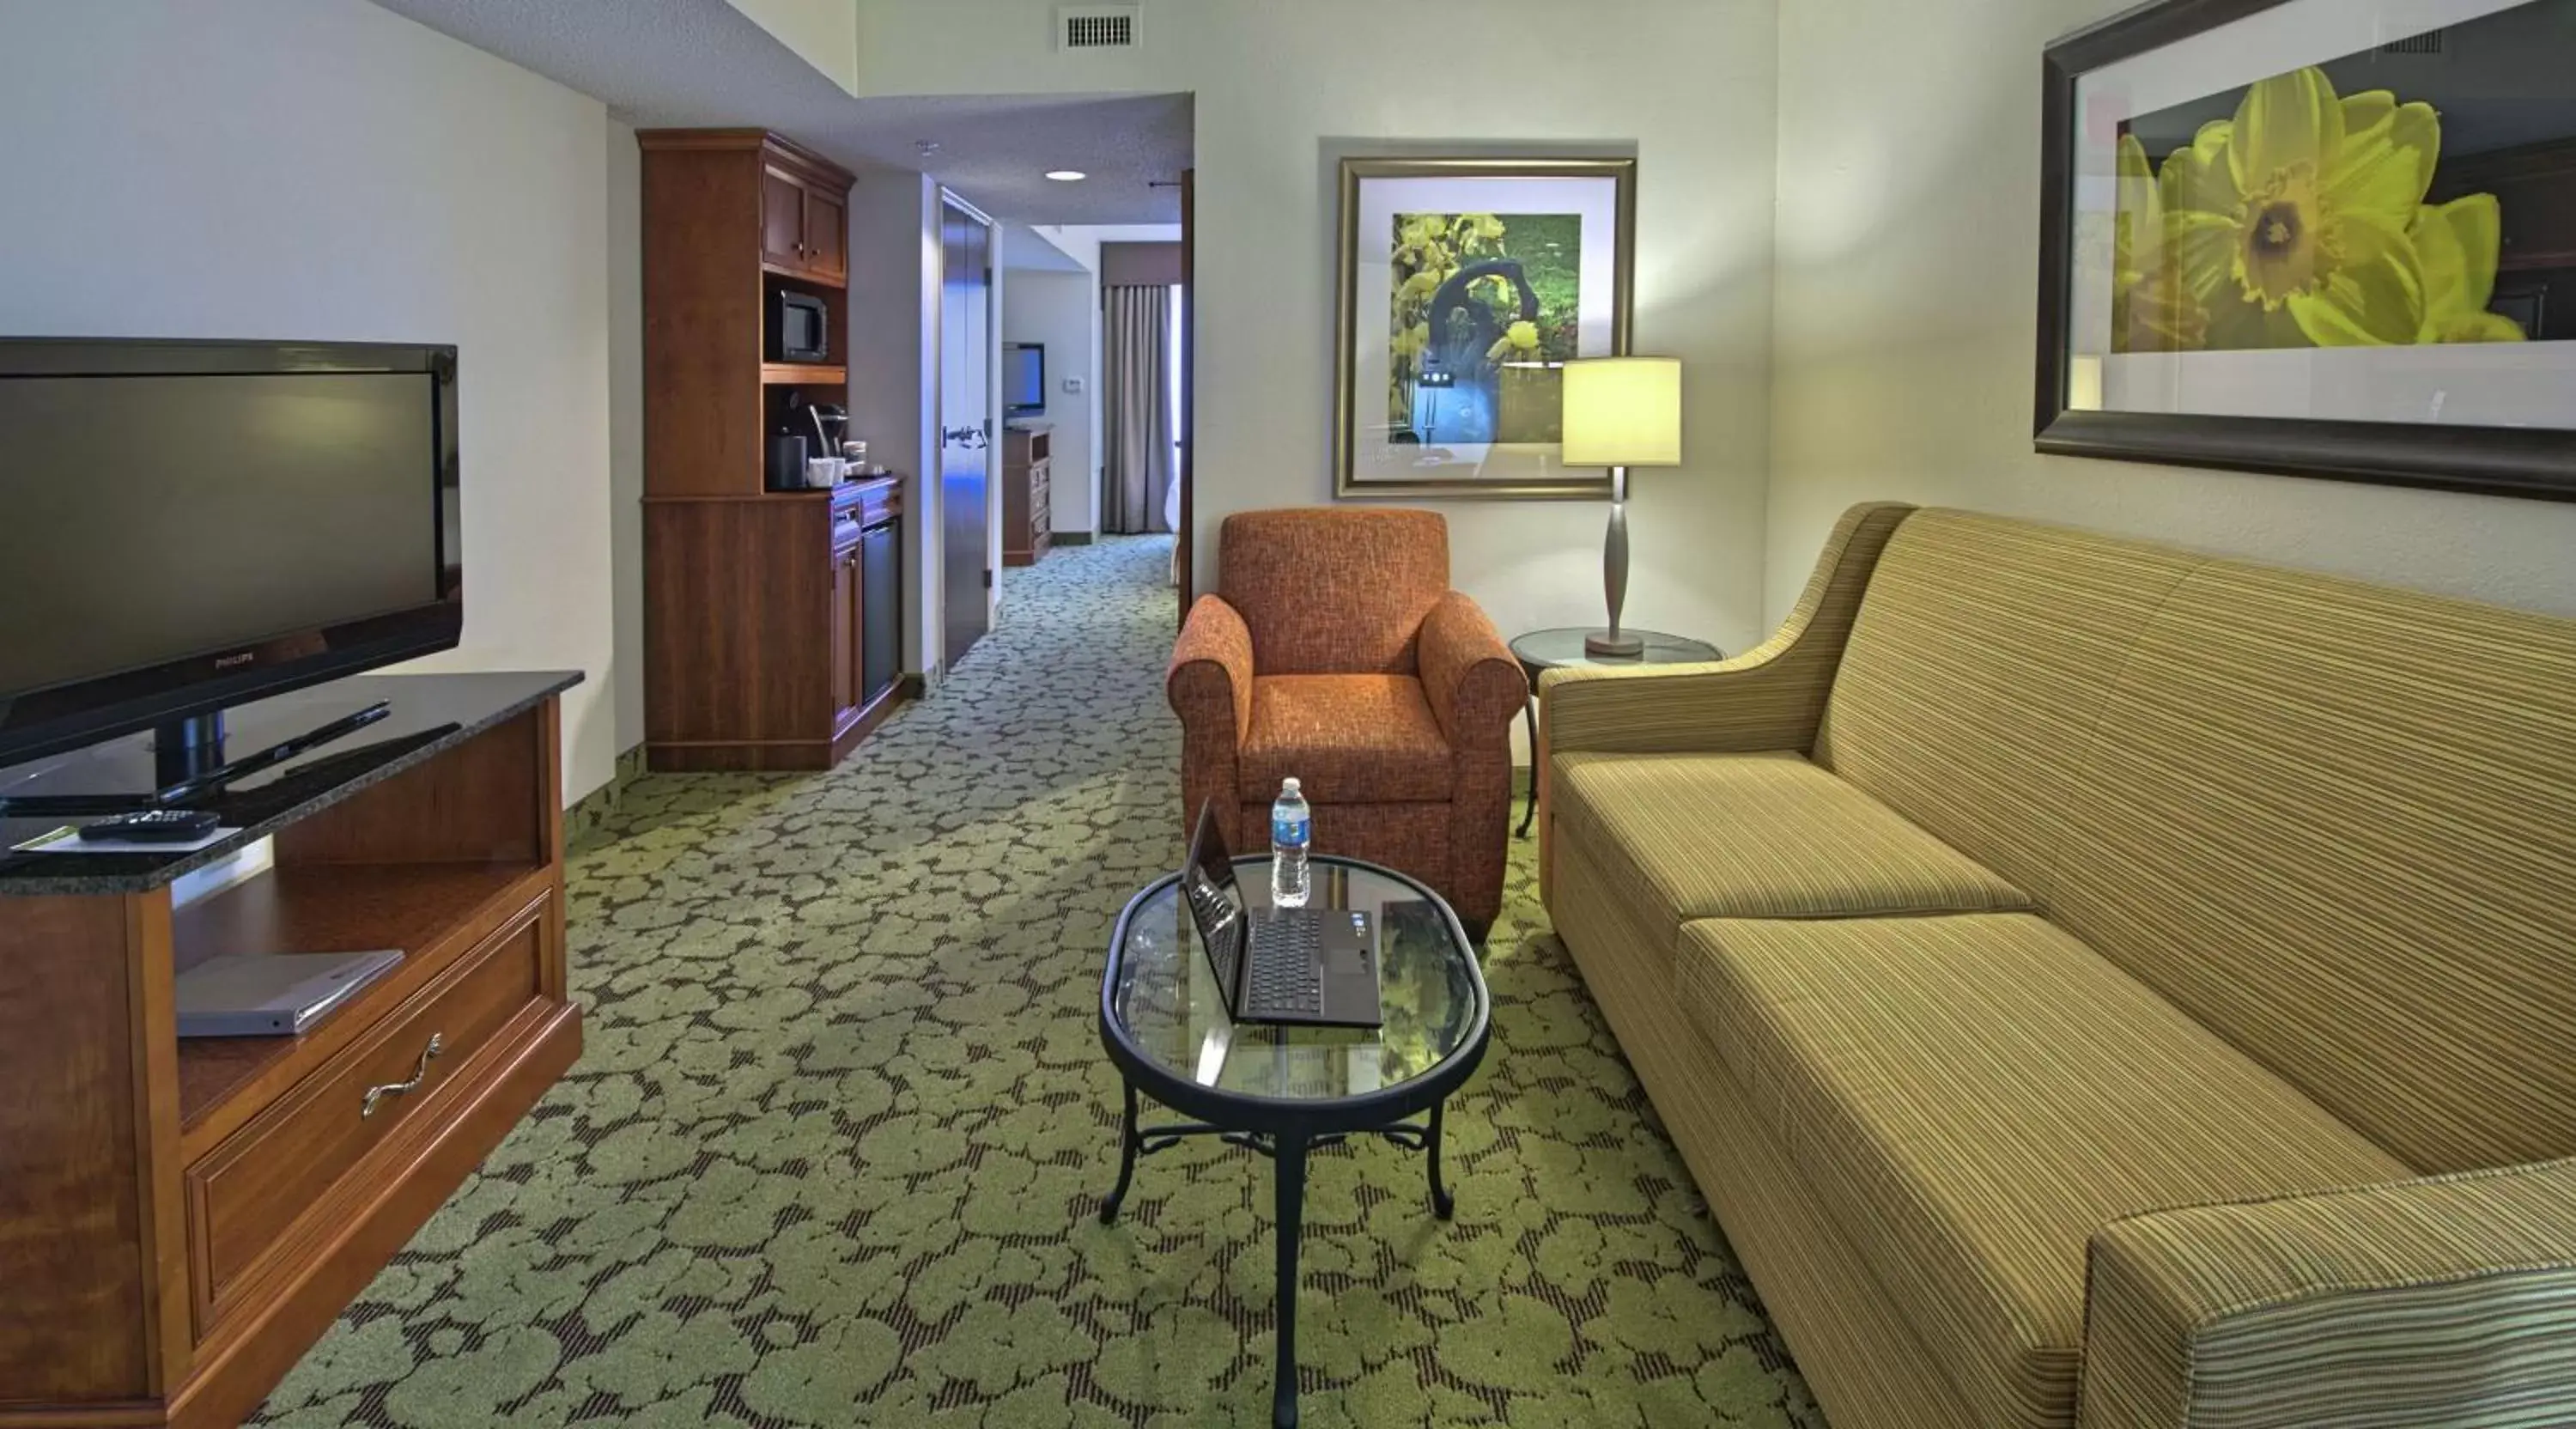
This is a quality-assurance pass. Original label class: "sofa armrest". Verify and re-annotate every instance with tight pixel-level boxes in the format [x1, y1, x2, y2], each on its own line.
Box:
[2079, 1158, 2576, 1428]
[1539, 501, 1913, 760]
[1419, 591, 1527, 751]
[1169, 595, 1255, 826]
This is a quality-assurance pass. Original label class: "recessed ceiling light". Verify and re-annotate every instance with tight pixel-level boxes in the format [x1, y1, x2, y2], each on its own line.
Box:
[1044, 169, 1088, 182]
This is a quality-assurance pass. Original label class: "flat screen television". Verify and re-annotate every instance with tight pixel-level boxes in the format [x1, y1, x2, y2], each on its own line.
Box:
[0, 338, 462, 770]
[1005, 342, 1046, 417]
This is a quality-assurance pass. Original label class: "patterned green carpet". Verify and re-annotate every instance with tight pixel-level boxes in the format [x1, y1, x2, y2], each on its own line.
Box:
[253, 535, 1820, 1428]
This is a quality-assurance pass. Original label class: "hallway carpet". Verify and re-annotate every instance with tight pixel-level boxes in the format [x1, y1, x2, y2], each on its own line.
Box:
[254, 536, 1822, 1428]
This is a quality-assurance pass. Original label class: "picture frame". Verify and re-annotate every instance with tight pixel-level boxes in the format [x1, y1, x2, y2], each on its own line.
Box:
[2037, 0, 2576, 502]
[1334, 156, 1636, 499]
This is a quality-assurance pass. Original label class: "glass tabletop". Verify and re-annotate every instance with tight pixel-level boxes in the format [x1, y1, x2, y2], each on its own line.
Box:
[1509, 626, 1722, 670]
[1106, 856, 1488, 1105]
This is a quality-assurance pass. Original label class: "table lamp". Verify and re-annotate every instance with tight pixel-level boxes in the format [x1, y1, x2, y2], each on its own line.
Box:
[1562, 356, 1682, 657]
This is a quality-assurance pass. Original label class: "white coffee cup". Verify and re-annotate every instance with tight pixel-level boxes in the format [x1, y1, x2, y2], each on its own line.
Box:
[805, 456, 843, 488]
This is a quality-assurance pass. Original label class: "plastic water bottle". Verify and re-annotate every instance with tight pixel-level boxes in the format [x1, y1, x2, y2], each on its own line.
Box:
[1270, 777, 1312, 907]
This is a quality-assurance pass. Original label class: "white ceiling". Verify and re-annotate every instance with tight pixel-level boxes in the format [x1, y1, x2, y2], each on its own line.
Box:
[367, 0, 1190, 223]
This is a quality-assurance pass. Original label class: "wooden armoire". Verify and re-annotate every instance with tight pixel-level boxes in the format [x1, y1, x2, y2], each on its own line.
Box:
[638, 130, 908, 772]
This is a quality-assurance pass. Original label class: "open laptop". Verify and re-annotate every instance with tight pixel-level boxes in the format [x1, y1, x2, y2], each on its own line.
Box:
[1179, 800, 1382, 1028]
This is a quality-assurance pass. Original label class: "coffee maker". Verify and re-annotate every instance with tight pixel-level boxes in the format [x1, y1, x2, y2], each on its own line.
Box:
[769, 395, 852, 490]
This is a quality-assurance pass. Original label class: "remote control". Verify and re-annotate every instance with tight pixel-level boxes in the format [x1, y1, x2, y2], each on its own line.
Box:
[78, 809, 222, 843]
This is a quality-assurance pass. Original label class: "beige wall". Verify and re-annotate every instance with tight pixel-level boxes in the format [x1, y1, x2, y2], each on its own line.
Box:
[1000, 270, 1103, 535]
[844, 171, 946, 676]
[857, 0, 1785, 658]
[724, 0, 860, 94]
[608, 122, 645, 758]
[0, 0, 625, 800]
[1765, 0, 2576, 625]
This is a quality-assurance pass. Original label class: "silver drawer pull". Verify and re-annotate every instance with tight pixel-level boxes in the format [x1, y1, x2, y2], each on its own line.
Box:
[361, 1033, 444, 1118]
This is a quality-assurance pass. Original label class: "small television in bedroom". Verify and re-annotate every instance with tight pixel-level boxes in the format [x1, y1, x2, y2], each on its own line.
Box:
[0, 337, 463, 775]
[1005, 342, 1046, 417]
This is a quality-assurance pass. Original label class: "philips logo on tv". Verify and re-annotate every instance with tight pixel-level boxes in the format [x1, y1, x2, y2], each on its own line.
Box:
[215, 652, 256, 670]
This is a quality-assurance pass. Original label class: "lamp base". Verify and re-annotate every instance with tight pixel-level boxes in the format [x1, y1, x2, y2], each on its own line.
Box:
[1583, 629, 1645, 658]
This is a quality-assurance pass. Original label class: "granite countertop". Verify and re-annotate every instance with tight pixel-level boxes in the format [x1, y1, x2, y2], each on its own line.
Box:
[0, 670, 581, 897]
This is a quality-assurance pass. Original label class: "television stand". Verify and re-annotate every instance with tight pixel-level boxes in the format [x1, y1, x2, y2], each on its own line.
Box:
[0, 670, 582, 1429]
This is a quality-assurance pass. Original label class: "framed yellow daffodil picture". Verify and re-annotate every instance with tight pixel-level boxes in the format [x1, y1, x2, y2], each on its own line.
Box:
[2040, 0, 2576, 500]
[1334, 157, 1636, 497]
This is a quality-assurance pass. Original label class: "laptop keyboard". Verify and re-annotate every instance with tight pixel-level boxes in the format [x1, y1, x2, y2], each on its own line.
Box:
[1245, 915, 1324, 1016]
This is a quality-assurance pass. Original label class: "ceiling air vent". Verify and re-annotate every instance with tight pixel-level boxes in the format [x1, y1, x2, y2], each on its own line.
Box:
[1056, 4, 1140, 51]
[2380, 27, 2445, 56]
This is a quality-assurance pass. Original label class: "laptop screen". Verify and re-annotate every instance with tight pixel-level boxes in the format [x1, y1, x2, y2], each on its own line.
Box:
[1181, 800, 1247, 1011]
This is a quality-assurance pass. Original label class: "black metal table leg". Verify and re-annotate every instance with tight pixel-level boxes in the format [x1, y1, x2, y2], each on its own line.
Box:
[1426, 1099, 1455, 1219]
[1515, 693, 1540, 838]
[1099, 1080, 1139, 1224]
[1272, 1132, 1309, 1429]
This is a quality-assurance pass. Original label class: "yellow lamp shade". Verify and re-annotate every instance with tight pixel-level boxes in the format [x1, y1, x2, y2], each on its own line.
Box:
[1561, 356, 1682, 467]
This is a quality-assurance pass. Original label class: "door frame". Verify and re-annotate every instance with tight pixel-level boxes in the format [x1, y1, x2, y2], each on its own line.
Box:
[936, 188, 996, 672]
[1176, 168, 1194, 623]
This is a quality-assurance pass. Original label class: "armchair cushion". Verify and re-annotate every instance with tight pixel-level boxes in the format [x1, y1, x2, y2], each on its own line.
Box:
[1417, 591, 1527, 751]
[2081, 1158, 2576, 1429]
[1242, 675, 1453, 804]
[1218, 508, 1450, 675]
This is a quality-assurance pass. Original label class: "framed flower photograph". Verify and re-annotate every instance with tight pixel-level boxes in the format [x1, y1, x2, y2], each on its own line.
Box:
[2038, 0, 2576, 499]
[1334, 157, 1636, 498]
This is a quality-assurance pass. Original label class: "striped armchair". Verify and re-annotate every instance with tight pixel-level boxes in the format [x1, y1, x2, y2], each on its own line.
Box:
[1167, 508, 1526, 933]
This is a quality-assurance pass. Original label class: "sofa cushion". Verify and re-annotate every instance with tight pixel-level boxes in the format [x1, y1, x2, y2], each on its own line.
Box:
[2047, 559, 2576, 1175]
[1550, 751, 2032, 944]
[1242, 675, 1453, 804]
[1678, 913, 2409, 1429]
[1813, 508, 2202, 907]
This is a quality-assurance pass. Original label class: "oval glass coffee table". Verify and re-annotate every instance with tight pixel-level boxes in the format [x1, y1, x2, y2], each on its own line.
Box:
[1099, 854, 1491, 1428]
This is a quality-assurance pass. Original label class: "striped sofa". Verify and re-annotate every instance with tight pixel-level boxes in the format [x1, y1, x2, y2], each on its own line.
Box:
[1537, 504, 2576, 1429]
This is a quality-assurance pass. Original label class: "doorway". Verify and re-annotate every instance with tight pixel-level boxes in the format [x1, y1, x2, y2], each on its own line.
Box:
[939, 192, 993, 670]
[1177, 167, 1193, 620]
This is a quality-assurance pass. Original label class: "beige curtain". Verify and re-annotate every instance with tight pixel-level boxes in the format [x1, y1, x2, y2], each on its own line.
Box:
[1103, 284, 1173, 534]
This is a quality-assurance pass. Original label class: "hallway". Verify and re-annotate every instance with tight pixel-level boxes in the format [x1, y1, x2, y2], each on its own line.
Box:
[254, 535, 1818, 1428]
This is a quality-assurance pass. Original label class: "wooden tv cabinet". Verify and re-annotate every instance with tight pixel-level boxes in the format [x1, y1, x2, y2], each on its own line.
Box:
[0, 672, 584, 1427]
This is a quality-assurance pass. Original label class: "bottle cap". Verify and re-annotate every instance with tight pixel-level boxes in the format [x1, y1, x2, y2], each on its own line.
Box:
[1281, 777, 1301, 795]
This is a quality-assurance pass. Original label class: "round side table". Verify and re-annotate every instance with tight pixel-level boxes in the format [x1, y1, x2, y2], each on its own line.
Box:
[1509, 627, 1723, 837]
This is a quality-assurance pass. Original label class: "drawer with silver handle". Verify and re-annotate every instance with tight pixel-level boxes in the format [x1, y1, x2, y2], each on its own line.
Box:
[185, 893, 550, 1335]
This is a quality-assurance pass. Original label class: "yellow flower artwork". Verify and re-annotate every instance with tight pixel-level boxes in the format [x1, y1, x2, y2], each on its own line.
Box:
[1385, 212, 1583, 441]
[2112, 64, 2527, 353]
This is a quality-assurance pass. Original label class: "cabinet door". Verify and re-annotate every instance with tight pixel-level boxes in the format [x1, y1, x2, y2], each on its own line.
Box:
[829, 545, 860, 721]
[763, 168, 810, 271]
[860, 522, 902, 702]
[805, 186, 847, 281]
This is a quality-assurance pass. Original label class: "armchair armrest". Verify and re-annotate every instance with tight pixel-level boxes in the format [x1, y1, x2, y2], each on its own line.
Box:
[1169, 594, 1255, 829]
[1419, 591, 1527, 751]
[1540, 501, 1914, 760]
[2079, 1158, 2576, 1428]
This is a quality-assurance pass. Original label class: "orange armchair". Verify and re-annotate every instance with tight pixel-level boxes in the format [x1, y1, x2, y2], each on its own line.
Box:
[1168, 509, 1528, 933]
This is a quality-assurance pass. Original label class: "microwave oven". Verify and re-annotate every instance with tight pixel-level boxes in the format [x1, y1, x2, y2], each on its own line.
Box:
[771, 290, 829, 363]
